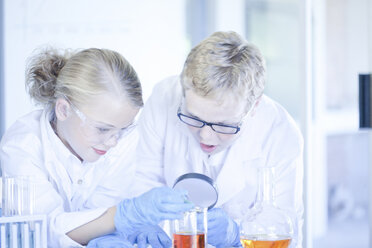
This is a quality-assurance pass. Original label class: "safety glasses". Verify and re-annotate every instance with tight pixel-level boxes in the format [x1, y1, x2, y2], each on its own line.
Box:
[64, 96, 136, 143]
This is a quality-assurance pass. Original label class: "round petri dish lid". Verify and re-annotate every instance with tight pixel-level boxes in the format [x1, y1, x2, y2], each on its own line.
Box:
[173, 172, 218, 210]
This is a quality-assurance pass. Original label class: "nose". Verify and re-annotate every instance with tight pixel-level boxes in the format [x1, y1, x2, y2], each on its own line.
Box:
[199, 125, 215, 142]
[103, 133, 118, 147]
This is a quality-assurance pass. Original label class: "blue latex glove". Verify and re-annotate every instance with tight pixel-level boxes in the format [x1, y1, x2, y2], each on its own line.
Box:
[115, 187, 194, 235]
[128, 225, 171, 248]
[87, 232, 131, 248]
[207, 208, 242, 248]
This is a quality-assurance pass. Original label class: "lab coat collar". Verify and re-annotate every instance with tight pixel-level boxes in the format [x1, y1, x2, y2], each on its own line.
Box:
[214, 113, 264, 206]
[43, 110, 80, 165]
[40, 109, 74, 209]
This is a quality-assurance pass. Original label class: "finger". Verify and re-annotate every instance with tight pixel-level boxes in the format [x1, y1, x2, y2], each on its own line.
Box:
[147, 232, 163, 248]
[127, 233, 137, 244]
[208, 217, 228, 230]
[158, 232, 172, 248]
[137, 233, 147, 248]
[207, 221, 219, 230]
[173, 189, 188, 198]
[160, 187, 188, 198]
[158, 188, 189, 204]
[208, 232, 219, 240]
[207, 208, 221, 218]
[208, 221, 221, 231]
[160, 194, 188, 204]
[208, 214, 223, 229]
[156, 212, 184, 221]
[158, 202, 194, 213]
[207, 209, 227, 224]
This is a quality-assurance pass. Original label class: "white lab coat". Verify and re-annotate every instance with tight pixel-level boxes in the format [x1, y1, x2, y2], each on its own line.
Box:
[0, 109, 138, 247]
[134, 76, 304, 247]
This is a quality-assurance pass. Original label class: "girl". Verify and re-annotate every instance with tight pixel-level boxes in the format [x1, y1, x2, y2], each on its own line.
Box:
[0, 48, 191, 247]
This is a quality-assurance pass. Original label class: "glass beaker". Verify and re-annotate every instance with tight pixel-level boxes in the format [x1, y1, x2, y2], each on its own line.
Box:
[171, 207, 207, 248]
[240, 166, 294, 248]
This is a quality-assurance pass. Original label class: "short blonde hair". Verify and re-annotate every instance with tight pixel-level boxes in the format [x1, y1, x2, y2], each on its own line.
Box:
[26, 47, 143, 109]
[181, 31, 265, 109]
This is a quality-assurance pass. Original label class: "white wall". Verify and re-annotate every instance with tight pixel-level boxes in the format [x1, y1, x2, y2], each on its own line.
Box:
[312, 0, 371, 247]
[3, 0, 188, 129]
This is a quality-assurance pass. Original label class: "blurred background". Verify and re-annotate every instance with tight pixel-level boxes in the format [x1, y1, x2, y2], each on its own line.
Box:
[0, 0, 370, 247]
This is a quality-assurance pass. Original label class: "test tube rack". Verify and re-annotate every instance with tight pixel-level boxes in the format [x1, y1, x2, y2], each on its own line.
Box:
[0, 215, 47, 248]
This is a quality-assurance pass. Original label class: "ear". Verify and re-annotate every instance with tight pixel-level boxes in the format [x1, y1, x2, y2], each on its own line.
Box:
[249, 96, 262, 117]
[55, 97, 71, 121]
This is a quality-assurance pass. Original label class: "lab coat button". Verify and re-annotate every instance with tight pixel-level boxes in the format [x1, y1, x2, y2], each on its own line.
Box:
[77, 179, 83, 185]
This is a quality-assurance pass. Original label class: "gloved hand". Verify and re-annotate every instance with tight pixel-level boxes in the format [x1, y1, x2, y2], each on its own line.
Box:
[128, 225, 171, 248]
[115, 187, 193, 235]
[87, 232, 132, 248]
[207, 208, 242, 248]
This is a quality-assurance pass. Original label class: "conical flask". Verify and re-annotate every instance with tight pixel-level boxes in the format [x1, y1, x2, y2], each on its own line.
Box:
[240, 166, 294, 248]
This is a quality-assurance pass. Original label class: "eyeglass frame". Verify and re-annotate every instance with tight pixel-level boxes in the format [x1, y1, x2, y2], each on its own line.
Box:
[177, 107, 242, 135]
[63, 95, 135, 142]
[176, 97, 257, 135]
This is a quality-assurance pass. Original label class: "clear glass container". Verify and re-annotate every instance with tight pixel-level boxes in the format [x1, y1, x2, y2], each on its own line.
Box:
[240, 166, 294, 248]
[171, 207, 207, 248]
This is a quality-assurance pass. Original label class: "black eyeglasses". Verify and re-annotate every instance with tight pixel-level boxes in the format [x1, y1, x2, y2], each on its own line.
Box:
[177, 110, 241, 135]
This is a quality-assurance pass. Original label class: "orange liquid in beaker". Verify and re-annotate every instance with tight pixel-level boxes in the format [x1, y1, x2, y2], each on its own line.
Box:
[240, 235, 291, 248]
[173, 232, 205, 248]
